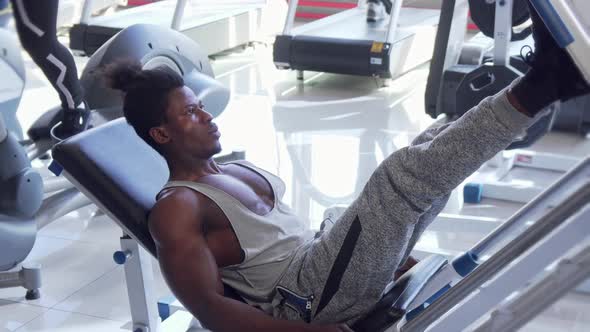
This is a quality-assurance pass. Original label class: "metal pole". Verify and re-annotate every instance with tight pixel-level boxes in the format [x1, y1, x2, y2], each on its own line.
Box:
[120, 236, 161, 332]
[171, 0, 188, 31]
[35, 188, 93, 229]
[282, 0, 300, 35]
[493, 0, 513, 66]
[385, 0, 403, 44]
[0, 113, 7, 142]
[80, 0, 95, 25]
[43, 176, 74, 194]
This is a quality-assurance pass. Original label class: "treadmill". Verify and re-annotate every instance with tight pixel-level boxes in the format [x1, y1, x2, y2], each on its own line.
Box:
[273, 0, 440, 79]
[70, 0, 267, 56]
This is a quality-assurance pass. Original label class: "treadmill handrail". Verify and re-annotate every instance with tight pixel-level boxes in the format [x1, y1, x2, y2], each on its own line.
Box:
[385, 0, 403, 44]
[282, 0, 366, 35]
[283, 0, 299, 35]
[171, 0, 188, 31]
[80, 0, 94, 24]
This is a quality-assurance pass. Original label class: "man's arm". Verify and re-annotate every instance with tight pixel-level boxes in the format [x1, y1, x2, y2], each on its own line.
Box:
[149, 188, 350, 332]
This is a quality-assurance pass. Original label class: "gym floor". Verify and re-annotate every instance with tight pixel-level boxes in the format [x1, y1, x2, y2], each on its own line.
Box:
[2, 15, 590, 332]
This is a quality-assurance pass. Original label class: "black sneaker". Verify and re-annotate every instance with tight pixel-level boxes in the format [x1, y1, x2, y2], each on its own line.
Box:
[50, 104, 91, 142]
[524, 2, 589, 102]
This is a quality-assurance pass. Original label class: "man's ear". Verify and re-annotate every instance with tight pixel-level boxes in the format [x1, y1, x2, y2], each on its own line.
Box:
[149, 126, 170, 144]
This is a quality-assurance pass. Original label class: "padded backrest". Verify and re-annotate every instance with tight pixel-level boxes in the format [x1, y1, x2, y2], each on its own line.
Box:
[52, 117, 249, 303]
[52, 118, 168, 256]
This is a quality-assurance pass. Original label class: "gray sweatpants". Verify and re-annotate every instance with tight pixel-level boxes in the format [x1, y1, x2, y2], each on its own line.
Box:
[272, 88, 536, 325]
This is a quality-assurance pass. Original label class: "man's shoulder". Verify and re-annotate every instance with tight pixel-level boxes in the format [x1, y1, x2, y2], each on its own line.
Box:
[151, 187, 205, 225]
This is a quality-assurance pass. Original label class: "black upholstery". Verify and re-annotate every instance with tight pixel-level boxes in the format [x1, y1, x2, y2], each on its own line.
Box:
[52, 118, 247, 303]
[52, 118, 168, 256]
[52, 119, 448, 329]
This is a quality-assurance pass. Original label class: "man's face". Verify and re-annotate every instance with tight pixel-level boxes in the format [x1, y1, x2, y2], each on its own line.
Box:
[152, 86, 222, 159]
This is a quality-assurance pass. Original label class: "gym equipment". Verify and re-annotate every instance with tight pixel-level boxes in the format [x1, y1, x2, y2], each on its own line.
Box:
[0, 28, 25, 139]
[27, 23, 230, 158]
[426, 0, 587, 205]
[402, 157, 590, 332]
[472, 238, 590, 332]
[69, 0, 267, 56]
[426, 0, 533, 121]
[538, 0, 590, 85]
[0, 23, 230, 300]
[51, 93, 590, 332]
[534, 0, 590, 135]
[273, 0, 440, 80]
[468, 0, 532, 41]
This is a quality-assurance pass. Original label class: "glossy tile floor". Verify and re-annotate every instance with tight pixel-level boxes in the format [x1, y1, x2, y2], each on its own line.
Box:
[2, 15, 590, 332]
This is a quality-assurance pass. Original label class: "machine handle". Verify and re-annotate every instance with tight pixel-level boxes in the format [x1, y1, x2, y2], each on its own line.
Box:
[468, 71, 495, 92]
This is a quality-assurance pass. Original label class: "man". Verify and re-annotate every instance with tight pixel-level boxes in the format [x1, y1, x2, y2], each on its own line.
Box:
[105, 4, 588, 331]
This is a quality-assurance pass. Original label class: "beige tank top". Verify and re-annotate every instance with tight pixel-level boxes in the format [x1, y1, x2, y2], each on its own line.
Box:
[162, 161, 316, 312]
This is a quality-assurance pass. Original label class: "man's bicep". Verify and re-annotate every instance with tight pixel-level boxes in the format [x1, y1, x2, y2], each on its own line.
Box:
[148, 194, 224, 315]
[157, 235, 224, 304]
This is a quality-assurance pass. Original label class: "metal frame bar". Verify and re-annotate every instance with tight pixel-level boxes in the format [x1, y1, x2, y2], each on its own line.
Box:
[472, 239, 590, 332]
[25, 140, 53, 161]
[0, 112, 7, 142]
[424, 204, 590, 331]
[401, 166, 590, 331]
[385, 0, 403, 44]
[80, 0, 95, 25]
[35, 188, 93, 229]
[493, 0, 513, 66]
[120, 236, 162, 332]
[60, 170, 162, 331]
[43, 176, 75, 194]
[282, 0, 299, 35]
[171, 0, 188, 31]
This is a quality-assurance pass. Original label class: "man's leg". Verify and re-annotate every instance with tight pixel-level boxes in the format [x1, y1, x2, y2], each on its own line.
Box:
[275, 87, 536, 325]
[274, 3, 589, 325]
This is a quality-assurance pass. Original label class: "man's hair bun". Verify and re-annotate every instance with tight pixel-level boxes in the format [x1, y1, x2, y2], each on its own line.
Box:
[104, 60, 144, 93]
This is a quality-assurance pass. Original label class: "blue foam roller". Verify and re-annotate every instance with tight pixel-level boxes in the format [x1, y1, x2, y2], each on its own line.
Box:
[464, 183, 483, 203]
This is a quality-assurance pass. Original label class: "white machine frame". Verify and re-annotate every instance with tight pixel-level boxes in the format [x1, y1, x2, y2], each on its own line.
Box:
[472, 238, 590, 332]
[397, 156, 590, 332]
